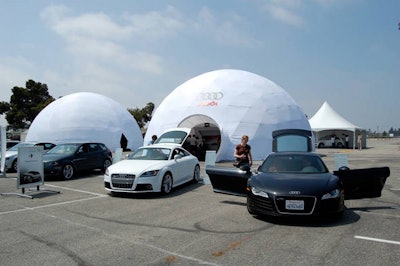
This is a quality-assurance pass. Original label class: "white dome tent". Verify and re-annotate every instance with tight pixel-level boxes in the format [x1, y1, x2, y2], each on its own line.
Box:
[144, 69, 311, 162]
[26, 92, 143, 152]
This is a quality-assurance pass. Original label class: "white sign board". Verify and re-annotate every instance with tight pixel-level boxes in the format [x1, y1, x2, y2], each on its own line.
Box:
[203, 150, 216, 185]
[113, 148, 123, 164]
[17, 146, 44, 189]
[334, 153, 348, 170]
[0, 126, 5, 175]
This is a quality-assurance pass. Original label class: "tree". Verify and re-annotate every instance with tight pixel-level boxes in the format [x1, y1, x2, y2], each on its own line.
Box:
[127, 102, 155, 129]
[2, 80, 55, 130]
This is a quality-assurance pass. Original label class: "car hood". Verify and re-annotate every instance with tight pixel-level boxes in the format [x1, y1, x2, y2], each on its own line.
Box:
[107, 159, 170, 174]
[250, 172, 339, 195]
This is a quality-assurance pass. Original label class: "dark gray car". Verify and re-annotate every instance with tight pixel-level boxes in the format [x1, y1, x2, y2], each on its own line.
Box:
[43, 142, 113, 180]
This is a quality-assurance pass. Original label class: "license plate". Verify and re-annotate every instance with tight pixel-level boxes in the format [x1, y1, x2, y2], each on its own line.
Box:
[285, 200, 304, 210]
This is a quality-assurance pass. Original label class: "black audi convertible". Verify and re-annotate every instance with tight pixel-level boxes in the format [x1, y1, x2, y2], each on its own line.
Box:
[206, 151, 390, 219]
[206, 129, 390, 219]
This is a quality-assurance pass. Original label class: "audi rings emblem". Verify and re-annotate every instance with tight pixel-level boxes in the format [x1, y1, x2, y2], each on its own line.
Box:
[289, 191, 301, 195]
[200, 92, 224, 100]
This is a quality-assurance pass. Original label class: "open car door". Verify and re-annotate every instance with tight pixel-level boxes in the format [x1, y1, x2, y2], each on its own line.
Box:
[206, 129, 314, 197]
[205, 165, 251, 197]
[272, 129, 313, 152]
[334, 166, 390, 199]
[153, 128, 191, 148]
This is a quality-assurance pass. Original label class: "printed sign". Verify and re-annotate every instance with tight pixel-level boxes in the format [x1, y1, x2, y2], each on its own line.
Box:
[17, 146, 44, 189]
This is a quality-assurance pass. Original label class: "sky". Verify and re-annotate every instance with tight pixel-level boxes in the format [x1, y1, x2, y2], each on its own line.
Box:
[0, 0, 399, 132]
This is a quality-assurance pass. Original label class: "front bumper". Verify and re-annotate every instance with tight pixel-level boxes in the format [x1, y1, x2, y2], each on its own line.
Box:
[104, 173, 161, 193]
[247, 193, 344, 217]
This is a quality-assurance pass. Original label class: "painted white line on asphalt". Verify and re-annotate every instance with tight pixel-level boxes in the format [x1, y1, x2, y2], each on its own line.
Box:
[355, 210, 400, 218]
[44, 184, 106, 197]
[355, 236, 400, 245]
[390, 188, 400, 191]
[0, 195, 105, 215]
[33, 209, 222, 266]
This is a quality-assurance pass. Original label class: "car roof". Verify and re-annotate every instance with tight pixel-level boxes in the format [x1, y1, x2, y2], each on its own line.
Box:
[54, 142, 104, 145]
[268, 151, 320, 157]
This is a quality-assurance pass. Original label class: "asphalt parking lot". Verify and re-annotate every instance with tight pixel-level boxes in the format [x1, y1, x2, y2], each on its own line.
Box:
[1, 138, 399, 266]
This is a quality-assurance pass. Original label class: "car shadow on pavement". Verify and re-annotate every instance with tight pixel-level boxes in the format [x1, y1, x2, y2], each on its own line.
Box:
[247, 207, 362, 227]
[107, 181, 204, 200]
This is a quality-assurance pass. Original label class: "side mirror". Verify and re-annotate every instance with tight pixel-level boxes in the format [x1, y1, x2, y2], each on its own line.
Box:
[239, 165, 251, 174]
[174, 154, 182, 160]
[338, 166, 350, 171]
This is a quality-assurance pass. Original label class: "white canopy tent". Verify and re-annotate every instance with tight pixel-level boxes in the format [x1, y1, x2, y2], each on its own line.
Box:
[144, 69, 311, 162]
[26, 92, 143, 152]
[309, 101, 362, 149]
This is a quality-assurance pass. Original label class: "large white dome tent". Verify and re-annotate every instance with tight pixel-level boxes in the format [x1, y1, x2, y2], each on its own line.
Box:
[26, 92, 143, 152]
[144, 69, 311, 162]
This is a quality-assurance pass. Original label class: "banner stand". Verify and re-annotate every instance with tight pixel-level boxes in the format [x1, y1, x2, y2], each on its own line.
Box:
[1, 146, 60, 199]
[1, 185, 60, 199]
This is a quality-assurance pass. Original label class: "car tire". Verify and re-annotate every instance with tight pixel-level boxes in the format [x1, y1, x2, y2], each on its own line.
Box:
[318, 143, 324, 148]
[102, 159, 112, 173]
[337, 143, 343, 148]
[161, 173, 173, 194]
[62, 164, 74, 180]
[192, 164, 200, 183]
[12, 159, 18, 172]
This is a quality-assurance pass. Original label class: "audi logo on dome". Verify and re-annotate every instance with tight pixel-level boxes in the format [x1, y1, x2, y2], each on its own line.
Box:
[200, 92, 224, 100]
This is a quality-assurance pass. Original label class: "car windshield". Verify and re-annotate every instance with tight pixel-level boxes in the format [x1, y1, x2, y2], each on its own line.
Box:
[47, 144, 79, 155]
[8, 142, 34, 151]
[128, 147, 171, 160]
[259, 154, 328, 174]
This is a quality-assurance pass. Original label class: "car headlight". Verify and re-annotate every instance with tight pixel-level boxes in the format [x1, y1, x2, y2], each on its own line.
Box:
[105, 168, 109, 176]
[140, 170, 159, 177]
[250, 186, 269, 198]
[322, 189, 340, 200]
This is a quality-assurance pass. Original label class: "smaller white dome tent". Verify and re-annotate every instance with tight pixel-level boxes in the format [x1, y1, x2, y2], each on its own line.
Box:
[26, 92, 143, 152]
[144, 69, 311, 162]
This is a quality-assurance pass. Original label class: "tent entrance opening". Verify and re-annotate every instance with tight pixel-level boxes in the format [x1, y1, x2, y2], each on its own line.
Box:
[178, 115, 221, 161]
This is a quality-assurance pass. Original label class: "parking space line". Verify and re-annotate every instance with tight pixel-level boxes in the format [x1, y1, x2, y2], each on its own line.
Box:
[24, 207, 222, 266]
[0, 196, 105, 215]
[44, 184, 106, 197]
[355, 236, 400, 245]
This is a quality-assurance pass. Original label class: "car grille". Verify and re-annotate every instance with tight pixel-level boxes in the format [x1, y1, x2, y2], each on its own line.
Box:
[274, 195, 316, 215]
[248, 194, 275, 214]
[111, 174, 135, 188]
